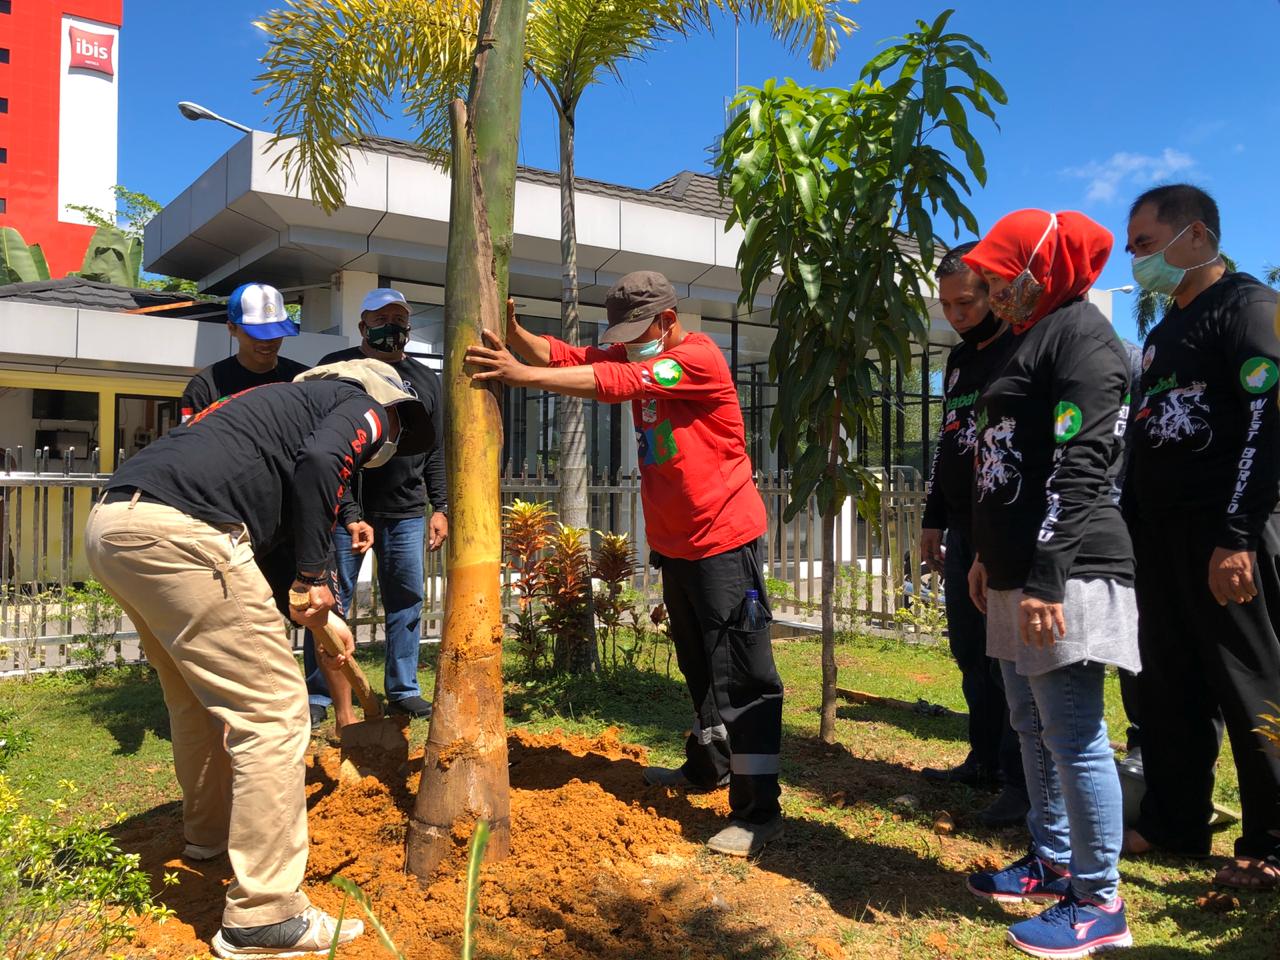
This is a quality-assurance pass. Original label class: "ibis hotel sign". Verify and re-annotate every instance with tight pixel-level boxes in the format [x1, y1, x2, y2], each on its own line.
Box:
[68, 26, 116, 76]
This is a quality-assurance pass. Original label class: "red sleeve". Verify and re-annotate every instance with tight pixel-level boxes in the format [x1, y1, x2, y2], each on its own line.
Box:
[593, 338, 728, 404]
[545, 335, 625, 368]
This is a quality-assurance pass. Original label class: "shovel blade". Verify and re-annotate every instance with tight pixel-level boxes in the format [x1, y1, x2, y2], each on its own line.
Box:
[338, 714, 411, 774]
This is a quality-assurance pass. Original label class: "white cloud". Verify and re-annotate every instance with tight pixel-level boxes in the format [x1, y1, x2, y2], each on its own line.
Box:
[1062, 148, 1196, 204]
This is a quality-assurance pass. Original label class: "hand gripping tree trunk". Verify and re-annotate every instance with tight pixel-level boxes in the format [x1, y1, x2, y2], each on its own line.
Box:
[406, 0, 528, 879]
[552, 106, 598, 674]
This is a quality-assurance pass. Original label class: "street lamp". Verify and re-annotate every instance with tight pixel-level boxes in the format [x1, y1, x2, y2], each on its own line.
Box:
[177, 101, 253, 134]
[1100, 285, 1135, 294]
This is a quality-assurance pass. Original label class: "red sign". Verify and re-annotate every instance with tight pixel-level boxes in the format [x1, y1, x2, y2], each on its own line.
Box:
[68, 27, 115, 77]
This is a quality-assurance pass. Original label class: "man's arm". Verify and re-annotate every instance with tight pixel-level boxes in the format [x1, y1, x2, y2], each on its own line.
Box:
[179, 373, 211, 424]
[504, 303, 552, 367]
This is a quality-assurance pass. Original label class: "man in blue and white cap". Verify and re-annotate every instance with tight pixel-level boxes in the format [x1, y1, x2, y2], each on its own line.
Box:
[305, 287, 447, 727]
[179, 283, 309, 423]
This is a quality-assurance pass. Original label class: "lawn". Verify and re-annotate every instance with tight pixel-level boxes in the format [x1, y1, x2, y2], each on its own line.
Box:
[1, 632, 1276, 959]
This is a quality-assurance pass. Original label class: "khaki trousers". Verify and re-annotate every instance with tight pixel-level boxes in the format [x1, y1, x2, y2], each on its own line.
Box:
[85, 500, 310, 928]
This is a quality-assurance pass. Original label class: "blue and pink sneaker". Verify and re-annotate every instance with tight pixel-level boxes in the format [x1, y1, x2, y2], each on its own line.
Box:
[1006, 891, 1132, 958]
[967, 852, 1072, 904]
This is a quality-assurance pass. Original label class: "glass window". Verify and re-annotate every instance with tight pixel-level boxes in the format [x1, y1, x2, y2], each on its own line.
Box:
[116, 394, 180, 461]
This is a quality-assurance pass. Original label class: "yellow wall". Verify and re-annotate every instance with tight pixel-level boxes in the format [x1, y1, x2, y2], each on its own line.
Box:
[1, 369, 184, 584]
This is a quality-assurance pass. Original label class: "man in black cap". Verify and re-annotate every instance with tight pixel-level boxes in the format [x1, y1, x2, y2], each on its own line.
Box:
[466, 272, 784, 857]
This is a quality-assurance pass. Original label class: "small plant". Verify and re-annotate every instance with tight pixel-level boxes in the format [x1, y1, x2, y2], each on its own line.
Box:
[0, 776, 168, 960]
[833, 565, 866, 637]
[544, 525, 594, 674]
[0, 707, 33, 772]
[1256, 701, 1280, 756]
[502, 500, 556, 674]
[893, 593, 948, 642]
[4, 590, 57, 679]
[66, 581, 122, 677]
[593, 533, 635, 672]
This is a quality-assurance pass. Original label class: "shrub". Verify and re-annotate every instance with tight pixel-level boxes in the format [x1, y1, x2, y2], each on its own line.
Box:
[593, 533, 635, 672]
[502, 500, 555, 674]
[65, 581, 122, 677]
[0, 775, 167, 960]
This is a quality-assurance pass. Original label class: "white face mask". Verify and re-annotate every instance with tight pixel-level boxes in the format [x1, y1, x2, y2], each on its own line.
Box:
[624, 321, 669, 362]
[364, 438, 397, 469]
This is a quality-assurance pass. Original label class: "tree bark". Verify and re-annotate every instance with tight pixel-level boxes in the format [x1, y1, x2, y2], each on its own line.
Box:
[406, 0, 528, 879]
[553, 104, 598, 674]
[819, 421, 841, 745]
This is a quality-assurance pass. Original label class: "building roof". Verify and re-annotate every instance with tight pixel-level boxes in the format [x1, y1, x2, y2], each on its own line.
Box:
[0, 278, 226, 321]
[350, 136, 732, 218]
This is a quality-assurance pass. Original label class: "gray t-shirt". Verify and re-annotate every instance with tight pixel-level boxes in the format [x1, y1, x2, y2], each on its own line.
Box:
[986, 577, 1140, 676]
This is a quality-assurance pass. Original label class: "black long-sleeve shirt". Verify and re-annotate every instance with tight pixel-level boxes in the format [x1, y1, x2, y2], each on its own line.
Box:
[922, 327, 1013, 538]
[106, 380, 390, 578]
[1126, 273, 1280, 550]
[319, 347, 447, 522]
[179, 355, 311, 423]
[972, 298, 1134, 602]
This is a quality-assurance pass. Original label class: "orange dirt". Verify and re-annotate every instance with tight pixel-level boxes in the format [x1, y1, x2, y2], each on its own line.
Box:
[119, 727, 843, 960]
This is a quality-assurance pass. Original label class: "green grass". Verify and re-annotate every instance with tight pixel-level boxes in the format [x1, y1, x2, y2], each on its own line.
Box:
[1, 634, 1276, 958]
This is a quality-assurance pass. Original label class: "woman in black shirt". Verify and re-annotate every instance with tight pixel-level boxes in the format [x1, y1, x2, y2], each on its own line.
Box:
[960, 210, 1138, 958]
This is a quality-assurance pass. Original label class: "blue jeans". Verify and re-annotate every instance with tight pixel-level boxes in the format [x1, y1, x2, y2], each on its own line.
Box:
[304, 515, 426, 706]
[1000, 659, 1123, 902]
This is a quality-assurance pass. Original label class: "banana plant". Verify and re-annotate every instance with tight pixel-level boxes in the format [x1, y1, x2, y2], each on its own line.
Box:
[1, 227, 52, 285]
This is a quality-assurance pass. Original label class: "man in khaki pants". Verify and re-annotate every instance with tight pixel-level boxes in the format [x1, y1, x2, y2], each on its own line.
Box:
[85, 359, 432, 958]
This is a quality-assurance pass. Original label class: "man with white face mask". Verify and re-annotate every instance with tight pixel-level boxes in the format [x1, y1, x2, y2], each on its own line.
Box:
[1122, 184, 1280, 890]
[466, 271, 784, 858]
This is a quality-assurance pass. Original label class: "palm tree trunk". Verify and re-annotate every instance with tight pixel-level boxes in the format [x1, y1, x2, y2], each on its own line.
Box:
[553, 105, 598, 674]
[406, 0, 528, 879]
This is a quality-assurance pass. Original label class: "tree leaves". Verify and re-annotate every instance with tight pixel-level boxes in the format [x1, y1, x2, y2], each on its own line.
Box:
[715, 10, 1003, 522]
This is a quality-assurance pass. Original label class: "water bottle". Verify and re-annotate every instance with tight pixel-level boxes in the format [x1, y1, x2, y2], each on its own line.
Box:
[744, 589, 770, 631]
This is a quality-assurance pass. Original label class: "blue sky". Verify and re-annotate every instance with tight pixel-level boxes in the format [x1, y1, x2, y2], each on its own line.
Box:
[119, 0, 1280, 344]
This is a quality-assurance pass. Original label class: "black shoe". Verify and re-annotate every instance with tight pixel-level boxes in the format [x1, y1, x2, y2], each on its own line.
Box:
[309, 704, 327, 727]
[977, 785, 1031, 828]
[922, 758, 999, 789]
[388, 695, 433, 719]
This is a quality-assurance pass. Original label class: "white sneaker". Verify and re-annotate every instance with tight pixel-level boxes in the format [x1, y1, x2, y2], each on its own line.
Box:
[211, 906, 364, 958]
[183, 842, 228, 861]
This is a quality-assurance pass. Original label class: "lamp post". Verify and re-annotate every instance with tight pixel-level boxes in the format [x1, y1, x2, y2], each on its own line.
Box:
[176, 101, 253, 134]
[1101, 285, 1135, 294]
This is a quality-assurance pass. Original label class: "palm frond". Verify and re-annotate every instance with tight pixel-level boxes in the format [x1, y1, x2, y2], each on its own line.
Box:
[714, 0, 857, 70]
[255, 0, 479, 211]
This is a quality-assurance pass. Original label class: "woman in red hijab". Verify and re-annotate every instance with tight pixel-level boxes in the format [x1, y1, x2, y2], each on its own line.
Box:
[959, 210, 1140, 958]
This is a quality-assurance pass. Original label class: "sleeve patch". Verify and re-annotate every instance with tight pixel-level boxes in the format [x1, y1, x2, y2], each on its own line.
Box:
[1053, 401, 1082, 443]
[652, 358, 684, 386]
[1240, 357, 1279, 394]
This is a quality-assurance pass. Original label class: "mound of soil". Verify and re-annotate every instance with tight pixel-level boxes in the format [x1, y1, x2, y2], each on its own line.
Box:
[119, 728, 831, 960]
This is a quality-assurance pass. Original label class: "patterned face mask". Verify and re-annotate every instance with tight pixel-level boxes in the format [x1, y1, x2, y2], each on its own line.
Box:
[989, 214, 1058, 332]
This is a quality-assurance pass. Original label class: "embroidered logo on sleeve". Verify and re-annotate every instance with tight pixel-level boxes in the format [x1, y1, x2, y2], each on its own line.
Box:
[1240, 357, 1279, 394]
[1053, 401, 1082, 443]
[947, 367, 960, 392]
[652, 358, 684, 387]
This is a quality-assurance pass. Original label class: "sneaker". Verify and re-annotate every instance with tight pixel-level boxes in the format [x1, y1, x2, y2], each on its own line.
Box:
[978, 785, 1032, 828]
[1006, 892, 1131, 958]
[642, 766, 730, 790]
[211, 906, 364, 958]
[922, 757, 1000, 789]
[706, 817, 784, 857]
[967, 852, 1072, 904]
[183, 841, 228, 861]
[387, 695, 433, 719]
[309, 704, 327, 727]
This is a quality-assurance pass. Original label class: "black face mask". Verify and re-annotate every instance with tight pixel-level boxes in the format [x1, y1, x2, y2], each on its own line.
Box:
[365, 324, 409, 353]
[958, 311, 1004, 347]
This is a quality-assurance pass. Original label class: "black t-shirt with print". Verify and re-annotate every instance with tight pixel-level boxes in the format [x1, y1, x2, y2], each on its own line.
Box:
[179, 354, 311, 422]
[972, 298, 1134, 602]
[923, 325, 1013, 538]
[1127, 273, 1280, 549]
[318, 346, 447, 522]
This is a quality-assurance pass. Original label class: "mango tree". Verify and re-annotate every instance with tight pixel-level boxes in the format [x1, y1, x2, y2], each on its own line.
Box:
[256, 0, 528, 874]
[716, 9, 1005, 742]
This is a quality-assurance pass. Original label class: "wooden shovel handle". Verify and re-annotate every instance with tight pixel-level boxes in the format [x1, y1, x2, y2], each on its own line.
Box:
[289, 591, 382, 719]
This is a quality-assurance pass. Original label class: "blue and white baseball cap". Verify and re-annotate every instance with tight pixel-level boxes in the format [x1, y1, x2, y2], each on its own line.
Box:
[360, 288, 410, 315]
[227, 283, 299, 340]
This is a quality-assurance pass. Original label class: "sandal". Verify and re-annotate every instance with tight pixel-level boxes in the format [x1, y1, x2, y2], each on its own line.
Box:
[1213, 855, 1280, 890]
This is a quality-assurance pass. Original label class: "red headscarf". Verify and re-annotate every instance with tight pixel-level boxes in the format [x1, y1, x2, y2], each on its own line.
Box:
[962, 209, 1113, 332]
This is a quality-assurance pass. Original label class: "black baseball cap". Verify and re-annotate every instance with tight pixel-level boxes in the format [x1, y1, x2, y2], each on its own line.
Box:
[599, 271, 678, 344]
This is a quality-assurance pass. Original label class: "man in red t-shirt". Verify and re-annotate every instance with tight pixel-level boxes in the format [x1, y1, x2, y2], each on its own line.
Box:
[467, 271, 784, 856]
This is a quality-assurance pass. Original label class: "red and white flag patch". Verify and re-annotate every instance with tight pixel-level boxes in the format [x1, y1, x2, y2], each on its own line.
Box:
[363, 409, 382, 443]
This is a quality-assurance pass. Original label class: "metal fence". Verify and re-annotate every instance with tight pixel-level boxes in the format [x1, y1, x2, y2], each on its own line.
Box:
[0, 450, 930, 674]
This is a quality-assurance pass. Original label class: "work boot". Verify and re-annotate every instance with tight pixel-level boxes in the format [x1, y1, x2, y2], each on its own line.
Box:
[642, 766, 729, 791]
[211, 906, 364, 958]
[978, 785, 1031, 828]
[706, 817, 785, 857]
[387, 695, 433, 719]
[921, 756, 999, 789]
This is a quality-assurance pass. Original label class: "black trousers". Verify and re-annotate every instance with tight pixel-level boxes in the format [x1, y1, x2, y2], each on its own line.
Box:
[943, 529, 1025, 791]
[1133, 511, 1280, 860]
[659, 538, 784, 824]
